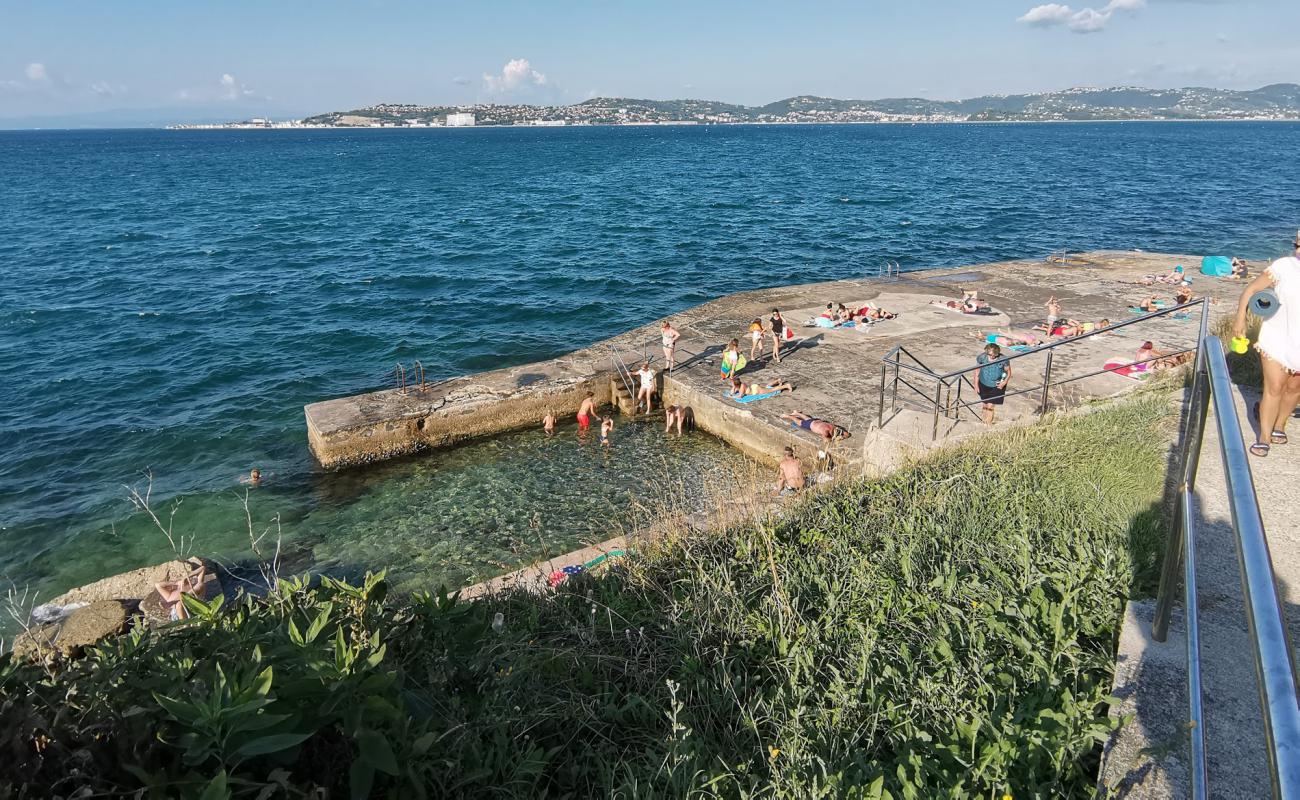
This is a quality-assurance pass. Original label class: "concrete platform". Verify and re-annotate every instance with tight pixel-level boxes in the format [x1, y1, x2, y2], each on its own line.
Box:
[305, 250, 1247, 473]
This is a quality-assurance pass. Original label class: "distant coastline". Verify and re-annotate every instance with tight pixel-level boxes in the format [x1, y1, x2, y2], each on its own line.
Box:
[164, 82, 1300, 130]
[163, 116, 1300, 132]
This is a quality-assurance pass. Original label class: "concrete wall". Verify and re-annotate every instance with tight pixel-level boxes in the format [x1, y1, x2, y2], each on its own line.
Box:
[306, 373, 613, 469]
[664, 377, 804, 466]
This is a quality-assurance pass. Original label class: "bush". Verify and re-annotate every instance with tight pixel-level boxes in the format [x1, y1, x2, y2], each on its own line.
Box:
[0, 396, 1175, 798]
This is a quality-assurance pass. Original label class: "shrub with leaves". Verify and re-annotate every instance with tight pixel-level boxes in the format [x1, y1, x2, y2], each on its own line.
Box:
[0, 395, 1174, 798]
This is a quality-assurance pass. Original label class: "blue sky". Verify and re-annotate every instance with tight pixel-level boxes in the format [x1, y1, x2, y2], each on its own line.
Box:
[1, 0, 1297, 120]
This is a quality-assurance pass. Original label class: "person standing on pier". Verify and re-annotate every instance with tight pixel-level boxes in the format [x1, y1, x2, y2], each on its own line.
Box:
[661, 321, 681, 372]
[635, 361, 657, 414]
[748, 318, 765, 361]
[1233, 230, 1300, 457]
[976, 343, 1011, 425]
[769, 309, 787, 363]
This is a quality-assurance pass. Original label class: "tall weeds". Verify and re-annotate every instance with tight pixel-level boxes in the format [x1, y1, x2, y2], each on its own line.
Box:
[0, 395, 1176, 798]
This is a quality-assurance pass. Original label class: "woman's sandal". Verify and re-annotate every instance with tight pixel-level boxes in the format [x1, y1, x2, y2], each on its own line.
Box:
[1271, 430, 1289, 445]
[1250, 442, 1271, 457]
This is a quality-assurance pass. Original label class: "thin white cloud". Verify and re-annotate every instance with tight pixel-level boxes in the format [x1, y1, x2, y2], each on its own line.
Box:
[451, 76, 471, 86]
[1018, 0, 1144, 33]
[218, 73, 257, 101]
[1019, 3, 1074, 25]
[25, 62, 48, 81]
[483, 58, 547, 93]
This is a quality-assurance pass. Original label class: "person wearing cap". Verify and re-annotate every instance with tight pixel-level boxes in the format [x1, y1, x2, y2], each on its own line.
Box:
[1232, 230, 1300, 457]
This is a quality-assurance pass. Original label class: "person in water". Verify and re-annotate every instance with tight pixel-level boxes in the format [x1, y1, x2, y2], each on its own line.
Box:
[240, 468, 262, 487]
[748, 318, 765, 361]
[576, 391, 598, 432]
[661, 320, 681, 372]
[155, 562, 207, 621]
[599, 416, 614, 446]
[769, 309, 786, 363]
[635, 361, 656, 414]
[976, 343, 1010, 425]
[780, 411, 851, 443]
[773, 446, 806, 496]
[1233, 230, 1300, 457]
[664, 405, 683, 434]
[542, 411, 556, 435]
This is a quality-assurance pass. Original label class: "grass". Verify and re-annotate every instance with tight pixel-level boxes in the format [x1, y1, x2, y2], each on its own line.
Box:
[0, 394, 1178, 798]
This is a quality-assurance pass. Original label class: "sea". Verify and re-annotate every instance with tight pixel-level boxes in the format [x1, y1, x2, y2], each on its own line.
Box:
[3, 121, 1299, 607]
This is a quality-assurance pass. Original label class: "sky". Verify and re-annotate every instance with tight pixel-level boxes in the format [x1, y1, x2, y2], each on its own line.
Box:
[1, 0, 1297, 123]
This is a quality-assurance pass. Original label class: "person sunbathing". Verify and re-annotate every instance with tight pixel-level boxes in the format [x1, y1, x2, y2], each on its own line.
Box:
[1135, 266, 1186, 286]
[978, 330, 1041, 347]
[780, 410, 850, 443]
[1137, 295, 1164, 313]
[855, 304, 897, 321]
[155, 563, 207, 621]
[729, 377, 795, 398]
[930, 298, 988, 314]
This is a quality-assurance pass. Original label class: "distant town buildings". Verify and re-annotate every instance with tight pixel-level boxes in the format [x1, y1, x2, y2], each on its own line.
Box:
[170, 85, 1300, 130]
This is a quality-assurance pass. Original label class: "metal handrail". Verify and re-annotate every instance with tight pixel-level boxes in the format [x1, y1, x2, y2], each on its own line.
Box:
[607, 343, 639, 407]
[1152, 336, 1300, 798]
[876, 299, 1210, 439]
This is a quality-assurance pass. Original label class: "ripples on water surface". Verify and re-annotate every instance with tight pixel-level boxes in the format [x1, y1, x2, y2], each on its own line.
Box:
[2, 123, 1299, 600]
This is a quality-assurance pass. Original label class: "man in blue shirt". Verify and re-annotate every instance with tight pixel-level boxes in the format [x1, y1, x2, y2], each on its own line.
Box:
[976, 343, 1011, 425]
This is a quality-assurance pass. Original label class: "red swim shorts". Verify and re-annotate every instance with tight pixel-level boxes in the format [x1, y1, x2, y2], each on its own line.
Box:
[577, 413, 591, 430]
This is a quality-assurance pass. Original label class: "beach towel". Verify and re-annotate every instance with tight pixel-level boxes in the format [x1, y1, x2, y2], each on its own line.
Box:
[1104, 357, 1149, 381]
[726, 390, 782, 404]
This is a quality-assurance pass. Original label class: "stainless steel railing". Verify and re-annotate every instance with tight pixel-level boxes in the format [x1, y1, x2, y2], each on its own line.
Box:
[876, 298, 1211, 440]
[1153, 336, 1300, 799]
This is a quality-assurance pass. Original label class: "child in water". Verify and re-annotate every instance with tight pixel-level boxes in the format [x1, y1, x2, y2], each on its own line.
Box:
[542, 411, 555, 435]
[599, 416, 614, 446]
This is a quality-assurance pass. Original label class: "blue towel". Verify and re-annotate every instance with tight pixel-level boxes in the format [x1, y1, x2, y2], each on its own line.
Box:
[726, 390, 782, 404]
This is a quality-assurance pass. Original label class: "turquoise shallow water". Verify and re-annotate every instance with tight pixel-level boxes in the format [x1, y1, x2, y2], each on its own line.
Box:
[3, 122, 1300, 602]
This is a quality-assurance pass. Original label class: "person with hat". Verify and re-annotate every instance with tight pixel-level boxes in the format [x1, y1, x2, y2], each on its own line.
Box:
[1232, 230, 1300, 457]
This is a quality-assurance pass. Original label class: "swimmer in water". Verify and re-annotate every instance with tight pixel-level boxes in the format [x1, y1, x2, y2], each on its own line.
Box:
[542, 411, 556, 435]
[576, 391, 598, 432]
[240, 468, 262, 487]
[599, 416, 614, 446]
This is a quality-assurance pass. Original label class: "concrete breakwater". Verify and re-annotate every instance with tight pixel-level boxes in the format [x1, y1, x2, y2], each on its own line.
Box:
[305, 250, 1243, 473]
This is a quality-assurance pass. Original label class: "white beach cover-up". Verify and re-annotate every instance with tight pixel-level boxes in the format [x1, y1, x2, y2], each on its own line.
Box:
[1257, 256, 1300, 372]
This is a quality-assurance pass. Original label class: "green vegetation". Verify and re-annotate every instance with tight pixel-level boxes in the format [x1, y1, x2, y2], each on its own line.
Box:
[0, 395, 1175, 798]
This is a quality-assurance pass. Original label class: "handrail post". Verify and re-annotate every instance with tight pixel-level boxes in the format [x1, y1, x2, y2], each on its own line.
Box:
[1039, 351, 1053, 415]
[931, 382, 942, 441]
[891, 354, 900, 414]
[878, 363, 886, 429]
[1154, 354, 1209, 643]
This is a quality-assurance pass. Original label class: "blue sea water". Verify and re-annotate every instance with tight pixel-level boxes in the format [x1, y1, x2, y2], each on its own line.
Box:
[2, 122, 1299, 602]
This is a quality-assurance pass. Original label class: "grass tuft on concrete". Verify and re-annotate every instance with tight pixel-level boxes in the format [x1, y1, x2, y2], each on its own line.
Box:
[0, 395, 1176, 797]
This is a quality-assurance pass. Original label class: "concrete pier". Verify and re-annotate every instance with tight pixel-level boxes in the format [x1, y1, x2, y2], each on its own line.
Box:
[305, 250, 1247, 471]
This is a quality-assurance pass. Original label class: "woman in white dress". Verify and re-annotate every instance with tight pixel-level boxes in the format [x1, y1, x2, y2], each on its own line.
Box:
[1232, 231, 1300, 457]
